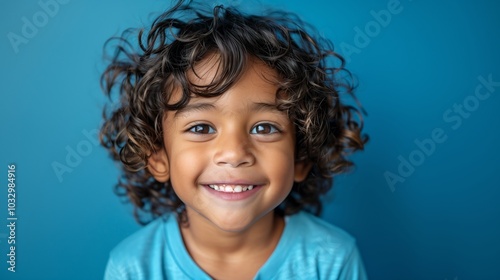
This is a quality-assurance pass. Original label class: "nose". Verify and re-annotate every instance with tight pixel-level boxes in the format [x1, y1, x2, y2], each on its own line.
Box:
[213, 128, 255, 168]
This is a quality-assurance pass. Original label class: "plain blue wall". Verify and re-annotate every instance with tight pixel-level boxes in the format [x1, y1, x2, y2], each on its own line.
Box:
[1, 0, 499, 279]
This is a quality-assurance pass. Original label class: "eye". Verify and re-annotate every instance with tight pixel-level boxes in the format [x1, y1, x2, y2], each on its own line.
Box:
[188, 124, 216, 134]
[250, 123, 280, 134]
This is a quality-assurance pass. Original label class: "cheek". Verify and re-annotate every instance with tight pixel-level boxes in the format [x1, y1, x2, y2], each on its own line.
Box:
[260, 145, 296, 190]
[165, 141, 207, 196]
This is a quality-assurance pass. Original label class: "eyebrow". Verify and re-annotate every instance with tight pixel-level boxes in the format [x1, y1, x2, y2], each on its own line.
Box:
[251, 102, 284, 114]
[173, 101, 284, 118]
[174, 103, 216, 118]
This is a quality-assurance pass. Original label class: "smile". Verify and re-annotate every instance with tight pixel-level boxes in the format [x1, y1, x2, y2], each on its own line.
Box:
[207, 184, 254, 193]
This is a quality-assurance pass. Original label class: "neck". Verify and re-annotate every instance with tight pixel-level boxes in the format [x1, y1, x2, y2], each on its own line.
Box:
[180, 210, 284, 262]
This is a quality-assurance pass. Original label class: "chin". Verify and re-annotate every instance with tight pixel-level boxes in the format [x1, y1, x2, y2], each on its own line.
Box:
[211, 217, 256, 233]
[211, 209, 275, 233]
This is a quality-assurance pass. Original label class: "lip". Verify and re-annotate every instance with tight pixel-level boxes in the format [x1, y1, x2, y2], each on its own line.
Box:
[202, 184, 263, 201]
[201, 180, 259, 186]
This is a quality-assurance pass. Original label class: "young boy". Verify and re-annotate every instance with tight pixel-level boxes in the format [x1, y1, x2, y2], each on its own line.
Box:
[100, 1, 368, 279]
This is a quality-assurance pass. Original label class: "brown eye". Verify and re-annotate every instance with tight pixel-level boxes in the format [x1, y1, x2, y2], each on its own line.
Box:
[188, 124, 215, 134]
[251, 123, 279, 134]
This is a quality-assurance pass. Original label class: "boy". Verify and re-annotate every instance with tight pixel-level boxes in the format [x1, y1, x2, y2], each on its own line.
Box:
[100, 1, 368, 279]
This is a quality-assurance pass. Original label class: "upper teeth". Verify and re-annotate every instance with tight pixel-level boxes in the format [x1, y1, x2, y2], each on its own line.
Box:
[208, 184, 254, 193]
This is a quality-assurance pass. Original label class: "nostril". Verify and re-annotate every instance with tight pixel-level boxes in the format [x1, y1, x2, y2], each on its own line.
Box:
[213, 132, 255, 167]
[213, 149, 255, 168]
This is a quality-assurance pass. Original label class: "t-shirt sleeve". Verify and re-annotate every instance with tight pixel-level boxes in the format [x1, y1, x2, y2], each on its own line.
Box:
[103, 257, 128, 280]
[337, 244, 368, 280]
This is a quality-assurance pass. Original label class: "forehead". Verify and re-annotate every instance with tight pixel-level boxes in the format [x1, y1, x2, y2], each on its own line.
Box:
[191, 54, 278, 87]
[169, 54, 280, 105]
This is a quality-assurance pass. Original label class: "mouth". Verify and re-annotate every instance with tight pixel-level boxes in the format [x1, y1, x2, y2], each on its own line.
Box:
[206, 184, 255, 193]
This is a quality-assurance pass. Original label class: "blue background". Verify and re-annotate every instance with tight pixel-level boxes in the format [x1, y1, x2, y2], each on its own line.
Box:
[1, 0, 499, 279]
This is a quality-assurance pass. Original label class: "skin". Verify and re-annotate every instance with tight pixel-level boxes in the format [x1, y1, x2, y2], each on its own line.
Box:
[148, 55, 311, 279]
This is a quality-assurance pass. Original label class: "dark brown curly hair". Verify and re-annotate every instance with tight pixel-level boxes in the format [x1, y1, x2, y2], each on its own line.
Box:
[100, 0, 368, 225]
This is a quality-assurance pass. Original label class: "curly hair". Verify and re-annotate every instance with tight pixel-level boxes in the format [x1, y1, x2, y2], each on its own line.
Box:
[100, 0, 368, 225]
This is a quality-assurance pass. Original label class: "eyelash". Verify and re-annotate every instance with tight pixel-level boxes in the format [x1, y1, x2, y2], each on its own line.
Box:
[187, 124, 216, 134]
[250, 123, 280, 134]
[186, 123, 281, 135]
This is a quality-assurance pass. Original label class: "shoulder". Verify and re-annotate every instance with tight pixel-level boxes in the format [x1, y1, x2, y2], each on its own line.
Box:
[287, 211, 356, 249]
[109, 215, 169, 261]
[273, 211, 367, 279]
[104, 215, 174, 280]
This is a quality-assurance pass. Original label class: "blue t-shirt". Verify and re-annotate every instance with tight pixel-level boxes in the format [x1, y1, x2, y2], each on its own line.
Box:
[104, 211, 367, 279]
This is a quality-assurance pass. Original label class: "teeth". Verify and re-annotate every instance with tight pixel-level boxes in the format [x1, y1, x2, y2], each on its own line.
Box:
[207, 184, 255, 193]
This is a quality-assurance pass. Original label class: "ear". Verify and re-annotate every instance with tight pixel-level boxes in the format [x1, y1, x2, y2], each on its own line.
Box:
[294, 160, 312, 182]
[147, 149, 170, 182]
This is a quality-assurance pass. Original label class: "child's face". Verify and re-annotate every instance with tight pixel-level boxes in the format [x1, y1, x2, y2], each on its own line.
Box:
[148, 56, 310, 232]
